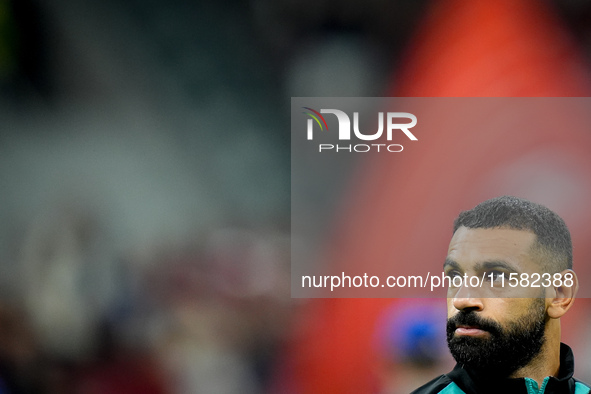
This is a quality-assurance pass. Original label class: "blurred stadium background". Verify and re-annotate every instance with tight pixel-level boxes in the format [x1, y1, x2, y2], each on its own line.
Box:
[1, 0, 591, 393]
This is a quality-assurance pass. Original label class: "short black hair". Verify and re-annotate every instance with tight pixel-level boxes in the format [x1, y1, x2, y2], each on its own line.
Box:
[453, 196, 572, 272]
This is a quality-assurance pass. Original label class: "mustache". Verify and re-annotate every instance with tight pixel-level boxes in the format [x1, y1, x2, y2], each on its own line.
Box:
[447, 311, 503, 337]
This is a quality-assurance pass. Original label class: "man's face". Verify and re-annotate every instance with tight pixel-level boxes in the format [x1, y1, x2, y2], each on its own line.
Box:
[444, 226, 548, 376]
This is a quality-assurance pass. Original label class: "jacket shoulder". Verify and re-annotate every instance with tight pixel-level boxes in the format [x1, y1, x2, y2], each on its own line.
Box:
[411, 374, 465, 394]
[574, 378, 591, 394]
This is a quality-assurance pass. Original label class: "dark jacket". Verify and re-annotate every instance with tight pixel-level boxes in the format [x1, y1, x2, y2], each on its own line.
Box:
[411, 343, 590, 394]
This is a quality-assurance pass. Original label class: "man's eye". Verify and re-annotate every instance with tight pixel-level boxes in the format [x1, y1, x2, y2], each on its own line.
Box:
[488, 271, 505, 281]
[446, 270, 461, 278]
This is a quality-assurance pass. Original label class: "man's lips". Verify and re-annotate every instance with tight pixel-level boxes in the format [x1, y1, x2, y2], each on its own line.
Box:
[455, 325, 489, 336]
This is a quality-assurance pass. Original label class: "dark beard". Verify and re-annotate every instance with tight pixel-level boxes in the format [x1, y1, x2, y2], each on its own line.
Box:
[446, 298, 546, 377]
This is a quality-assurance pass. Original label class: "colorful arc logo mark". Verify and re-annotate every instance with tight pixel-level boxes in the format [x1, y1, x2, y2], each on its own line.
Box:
[302, 107, 329, 131]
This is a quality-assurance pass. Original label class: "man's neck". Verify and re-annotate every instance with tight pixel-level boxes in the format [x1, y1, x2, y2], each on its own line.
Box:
[509, 327, 561, 386]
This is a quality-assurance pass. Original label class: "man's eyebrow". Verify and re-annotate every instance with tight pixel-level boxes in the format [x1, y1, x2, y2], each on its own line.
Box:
[442, 259, 518, 272]
[474, 260, 518, 272]
[443, 259, 460, 270]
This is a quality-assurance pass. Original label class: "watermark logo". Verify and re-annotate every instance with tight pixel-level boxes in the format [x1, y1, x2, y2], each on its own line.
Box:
[302, 108, 417, 152]
[302, 107, 329, 136]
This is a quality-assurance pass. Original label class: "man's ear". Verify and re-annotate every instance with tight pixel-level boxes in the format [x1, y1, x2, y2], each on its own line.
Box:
[547, 269, 578, 319]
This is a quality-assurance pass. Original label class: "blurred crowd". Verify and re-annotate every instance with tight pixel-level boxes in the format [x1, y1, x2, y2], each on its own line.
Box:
[1, 0, 295, 392]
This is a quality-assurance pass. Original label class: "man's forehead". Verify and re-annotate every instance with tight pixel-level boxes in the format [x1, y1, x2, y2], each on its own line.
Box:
[446, 226, 537, 267]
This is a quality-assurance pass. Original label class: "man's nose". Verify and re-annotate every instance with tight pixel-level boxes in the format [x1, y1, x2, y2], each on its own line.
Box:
[452, 285, 484, 312]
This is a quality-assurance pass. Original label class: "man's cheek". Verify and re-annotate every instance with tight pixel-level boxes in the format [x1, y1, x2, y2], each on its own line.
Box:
[446, 302, 456, 318]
